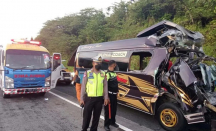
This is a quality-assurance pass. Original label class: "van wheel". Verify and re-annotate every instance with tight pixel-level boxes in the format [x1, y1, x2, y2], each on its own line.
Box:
[157, 102, 187, 131]
[3, 92, 10, 98]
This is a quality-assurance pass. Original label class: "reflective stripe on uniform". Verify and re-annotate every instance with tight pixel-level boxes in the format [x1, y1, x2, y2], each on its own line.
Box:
[106, 72, 117, 80]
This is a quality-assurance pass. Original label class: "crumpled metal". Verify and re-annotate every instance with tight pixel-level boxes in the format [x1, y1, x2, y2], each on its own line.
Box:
[199, 63, 212, 91]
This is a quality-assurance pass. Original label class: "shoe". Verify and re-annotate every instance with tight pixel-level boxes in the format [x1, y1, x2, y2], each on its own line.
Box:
[111, 123, 119, 128]
[104, 126, 110, 131]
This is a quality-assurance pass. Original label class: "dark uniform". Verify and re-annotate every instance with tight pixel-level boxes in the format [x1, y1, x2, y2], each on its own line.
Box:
[80, 56, 109, 131]
[104, 70, 119, 127]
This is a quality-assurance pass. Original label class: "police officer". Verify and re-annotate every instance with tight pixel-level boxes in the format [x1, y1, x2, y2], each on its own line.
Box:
[80, 56, 109, 131]
[104, 60, 119, 131]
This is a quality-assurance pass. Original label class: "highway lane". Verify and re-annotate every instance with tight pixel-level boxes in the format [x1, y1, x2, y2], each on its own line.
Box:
[0, 83, 211, 131]
[0, 91, 83, 131]
[0, 86, 152, 131]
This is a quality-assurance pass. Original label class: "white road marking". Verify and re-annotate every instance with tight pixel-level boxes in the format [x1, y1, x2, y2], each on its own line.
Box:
[49, 91, 133, 131]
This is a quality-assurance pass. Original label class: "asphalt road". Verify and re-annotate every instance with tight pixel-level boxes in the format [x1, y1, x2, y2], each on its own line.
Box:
[54, 84, 211, 131]
[0, 84, 211, 131]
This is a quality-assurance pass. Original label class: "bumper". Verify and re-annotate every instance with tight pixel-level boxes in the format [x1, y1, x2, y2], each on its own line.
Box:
[3, 87, 50, 94]
[184, 101, 216, 125]
[184, 112, 205, 124]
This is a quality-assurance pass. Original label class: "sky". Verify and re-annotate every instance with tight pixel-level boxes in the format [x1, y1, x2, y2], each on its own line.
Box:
[0, 0, 124, 47]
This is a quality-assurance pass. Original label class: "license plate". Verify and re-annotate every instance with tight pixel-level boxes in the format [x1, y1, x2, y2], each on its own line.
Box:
[25, 89, 38, 92]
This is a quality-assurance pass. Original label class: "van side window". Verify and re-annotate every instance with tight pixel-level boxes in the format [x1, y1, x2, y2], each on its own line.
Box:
[102, 61, 121, 71]
[102, 62, 108, 70]
[116, 62, 128, 71]
[78, 58, 92, 68]
[129, 52, 152, 71]
[130, 55, 140, 70]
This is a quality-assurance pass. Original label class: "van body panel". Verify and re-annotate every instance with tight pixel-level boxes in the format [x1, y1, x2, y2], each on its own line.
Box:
[116, 71, 158, 114]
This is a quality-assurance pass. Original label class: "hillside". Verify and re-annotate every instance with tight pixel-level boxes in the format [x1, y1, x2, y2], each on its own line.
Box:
[35, 0, 216, 69]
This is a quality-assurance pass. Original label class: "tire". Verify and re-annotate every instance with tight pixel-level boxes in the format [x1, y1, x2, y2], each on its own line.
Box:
[3, 92, 10, 98]
[157, 102, 187, 131]
[39, 92, 46, 96]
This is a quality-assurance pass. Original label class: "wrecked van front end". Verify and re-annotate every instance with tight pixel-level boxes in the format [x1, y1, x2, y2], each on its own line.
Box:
[137, 20, 216, 130]
[163, 55, 216, 124]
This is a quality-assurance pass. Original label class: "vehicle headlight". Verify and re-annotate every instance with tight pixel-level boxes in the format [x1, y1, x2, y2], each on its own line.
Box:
[45, 76, 50, 87]
[5, 76, 14, 88]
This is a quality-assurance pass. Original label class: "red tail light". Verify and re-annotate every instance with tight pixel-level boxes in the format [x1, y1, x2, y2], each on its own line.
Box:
[53, 54, 60, 60]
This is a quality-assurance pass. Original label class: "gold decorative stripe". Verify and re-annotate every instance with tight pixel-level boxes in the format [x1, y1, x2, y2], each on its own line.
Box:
[169, 80, 191, 101]
[135, 83, 158, 95]
[129, 75, 154, 87]
[118, 96, 149, 112]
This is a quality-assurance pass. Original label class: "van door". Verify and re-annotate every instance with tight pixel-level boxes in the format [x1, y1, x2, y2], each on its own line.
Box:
[50, 53, 62, 89]
[116, 50, 158, 114]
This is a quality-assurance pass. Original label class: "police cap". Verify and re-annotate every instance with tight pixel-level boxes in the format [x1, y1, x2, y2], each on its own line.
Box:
[92, 56, 103, 63]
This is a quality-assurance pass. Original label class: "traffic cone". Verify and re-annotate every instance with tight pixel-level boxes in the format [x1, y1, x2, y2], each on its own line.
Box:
[109, 104, 111, 119]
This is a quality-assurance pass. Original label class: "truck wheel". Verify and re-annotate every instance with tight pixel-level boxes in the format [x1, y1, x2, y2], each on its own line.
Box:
[3, 92, 10, 98]
[157, 102, 187, 131]
[39, 92, 46, 96]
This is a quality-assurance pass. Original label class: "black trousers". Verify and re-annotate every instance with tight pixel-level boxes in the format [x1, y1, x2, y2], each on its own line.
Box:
[104, 93, 117, 126]
[82, 96, 103, 131]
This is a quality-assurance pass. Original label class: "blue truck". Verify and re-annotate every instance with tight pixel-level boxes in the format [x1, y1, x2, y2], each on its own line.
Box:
[0, 39, 65, 98]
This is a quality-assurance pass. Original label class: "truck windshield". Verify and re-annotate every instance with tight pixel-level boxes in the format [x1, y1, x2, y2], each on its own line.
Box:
[5, 49, 51, 69]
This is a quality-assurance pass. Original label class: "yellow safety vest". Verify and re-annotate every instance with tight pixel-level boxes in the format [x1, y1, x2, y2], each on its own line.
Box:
[86, 70, 105, 97]
[106, 72, 117, 80]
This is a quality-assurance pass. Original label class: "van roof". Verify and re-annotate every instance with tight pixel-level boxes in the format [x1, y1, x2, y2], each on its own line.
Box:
[77, 37, 157, 52]
[136, 20, 203, 42]
[67, 37, 157, 66]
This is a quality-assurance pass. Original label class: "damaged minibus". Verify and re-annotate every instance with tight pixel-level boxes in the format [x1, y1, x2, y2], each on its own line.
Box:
[68, 20, 216, 131]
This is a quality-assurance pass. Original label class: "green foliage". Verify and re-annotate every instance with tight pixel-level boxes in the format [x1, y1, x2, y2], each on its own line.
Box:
[130, 55, 140, 70]
[62, 61, 74, 72]
[35, 0, 216, 65]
